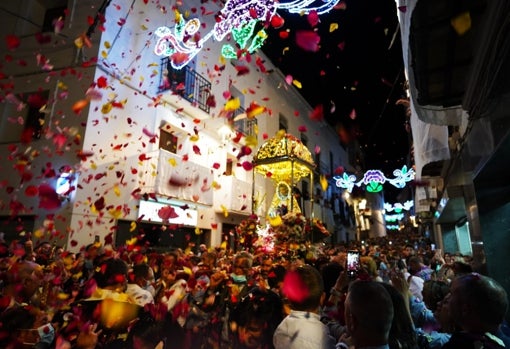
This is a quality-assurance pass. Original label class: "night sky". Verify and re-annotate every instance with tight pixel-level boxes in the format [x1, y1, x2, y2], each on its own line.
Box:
[262, 0, 411, 202]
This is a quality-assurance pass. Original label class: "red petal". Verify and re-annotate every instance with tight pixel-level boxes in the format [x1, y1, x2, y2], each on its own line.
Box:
[5, 34, 21, 50]
[295, 30, 320, 52]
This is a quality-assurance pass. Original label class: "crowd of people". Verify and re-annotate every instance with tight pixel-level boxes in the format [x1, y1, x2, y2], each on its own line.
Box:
[0, 233, 509, 349]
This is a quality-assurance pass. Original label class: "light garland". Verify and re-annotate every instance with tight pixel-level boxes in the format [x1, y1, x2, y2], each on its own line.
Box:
[154, 0, 340, 69]
[384, 200, 414, 213]
[385, 213, 405, 222]
[386, 224, 400, 230]
[221, 20, 268, 59]
[334, 165, 415, 193]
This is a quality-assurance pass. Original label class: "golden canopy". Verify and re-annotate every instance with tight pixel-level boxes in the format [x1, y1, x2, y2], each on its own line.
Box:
[253, 132, 316, 183]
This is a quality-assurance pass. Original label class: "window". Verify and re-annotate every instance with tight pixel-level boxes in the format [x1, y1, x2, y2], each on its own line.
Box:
[315, 150, 321, 170]
[329, 151, 334, 176]
[300, 133, 308, 147]
[159, 128, 178, 153]
[225, 158, 233, 176]
[42, 5, 66, 33]
[279, 113, 288, 132]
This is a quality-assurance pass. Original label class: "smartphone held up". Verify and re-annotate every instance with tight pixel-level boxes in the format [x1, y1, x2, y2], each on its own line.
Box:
[346, 250, 360, 278]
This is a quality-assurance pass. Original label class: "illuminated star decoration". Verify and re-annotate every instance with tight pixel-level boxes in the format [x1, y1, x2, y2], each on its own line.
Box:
[334, 165, 415, 193]
[154, 0, 340, 69]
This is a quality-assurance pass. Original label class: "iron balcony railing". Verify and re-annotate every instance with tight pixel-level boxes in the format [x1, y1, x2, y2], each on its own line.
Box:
[232, 108, 257, 137]
[159, 58, 212, 113]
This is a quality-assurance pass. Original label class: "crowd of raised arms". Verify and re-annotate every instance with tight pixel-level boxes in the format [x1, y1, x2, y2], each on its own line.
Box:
[0, 232, 508, 349]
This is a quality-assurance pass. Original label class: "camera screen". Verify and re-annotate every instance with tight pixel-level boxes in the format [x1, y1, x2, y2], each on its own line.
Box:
[347, 251, 360, 272]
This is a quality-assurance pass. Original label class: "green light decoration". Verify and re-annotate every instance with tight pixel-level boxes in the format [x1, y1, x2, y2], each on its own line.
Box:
[386, 224, 400, 230]
[221, 20, 268, 59]
[366, 181, 384, 193]
[334, 165, 415, 193]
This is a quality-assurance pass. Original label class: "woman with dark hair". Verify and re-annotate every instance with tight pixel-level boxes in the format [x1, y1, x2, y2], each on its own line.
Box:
[229, 287, 284, 349]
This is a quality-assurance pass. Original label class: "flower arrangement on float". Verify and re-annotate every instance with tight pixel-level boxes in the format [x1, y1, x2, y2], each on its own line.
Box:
[235, 214, 261, 250]
[307, 217, 331, 238]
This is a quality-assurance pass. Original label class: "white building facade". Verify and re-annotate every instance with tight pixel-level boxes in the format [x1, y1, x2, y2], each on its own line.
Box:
[0, 0, 352, 251]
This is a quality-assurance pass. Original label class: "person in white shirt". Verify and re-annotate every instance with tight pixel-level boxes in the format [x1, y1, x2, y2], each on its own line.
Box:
[273, 264, 337, 349]
[126, 263, 154, 307]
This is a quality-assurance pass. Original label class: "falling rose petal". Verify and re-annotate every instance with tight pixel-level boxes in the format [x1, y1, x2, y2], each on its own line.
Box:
[451, 12, 472, 36]
[76, 150, 94, 161]
[294, 110, 300, 116]
[295, 30, 320, 52]
[246, 102, 266, 119]
[381, 77, 393, 87]
[298, 125, 307, 132]
[282, 270, 310, 303]
[320, 175, 329, 191]
[72, 99, 89, 114]
[349, 108, 357, 120]
[85, 87, 103, 100]
[225, 98, 241, 111]
[241, 161, 253, 171]
[171, 52, 190, 66]
[143, 127, 157, 139]
[158, 205, 179, 220]
[212, 162, 220, 169]
[309, 104, 324, 122]
[334, 166, 345, 175]
[235, 65, 250, 76]
[38, 184, 61, 210]
[206, 94, 216, 108]
[330, 23, 339, 32]
[54, 17, 65, 33]
[25, 185, 38, 197]
[334, 1, 347, 10]
[292, 79, 302, 89]
[53, 133, 67, 150]
[285, 75, 293, 85]
[222, 90, 231, 99]
[262, 133, 269, 140]
[5, 34, 21, 50]
[337, 41, 346, 50]
[270, 14, 285, 28]
[192, 145, 201, 155]
[307, 10, 319, 27]
[314, 145, 321, 154]
[398, 6, 407, 12]
[97, 76, 108, 88]
[279, 31, 289, 39]
[94, 197, 105, 211]
[330, 101, 336, 113]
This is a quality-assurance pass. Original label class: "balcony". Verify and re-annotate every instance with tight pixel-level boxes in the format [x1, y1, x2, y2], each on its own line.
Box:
[159, 58, 212, 114]
[214, 176, 253, 214]
[140, 149, 213, 206]
[233, 109, 258, 137]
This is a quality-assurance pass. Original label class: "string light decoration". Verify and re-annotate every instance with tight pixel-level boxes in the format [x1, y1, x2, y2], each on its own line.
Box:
[385, 213, 405, 222]
[386, 224, 400, 230]
[384, 200, 414, 230]
[221, 20, 268, 59]
[384, 200, 414, 213]
[154, 0, 340, 69]
[334, 165, 415, 193]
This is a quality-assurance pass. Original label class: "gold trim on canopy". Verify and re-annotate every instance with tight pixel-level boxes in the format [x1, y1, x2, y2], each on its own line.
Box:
[253, 132, 315, 183]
